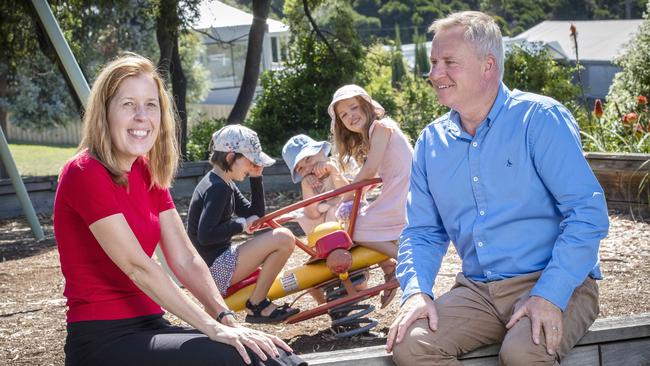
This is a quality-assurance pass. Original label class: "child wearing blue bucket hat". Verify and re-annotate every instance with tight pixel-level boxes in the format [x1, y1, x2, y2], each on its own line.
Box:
[281, 134, 355, 234]
[282, 134, 369, 306]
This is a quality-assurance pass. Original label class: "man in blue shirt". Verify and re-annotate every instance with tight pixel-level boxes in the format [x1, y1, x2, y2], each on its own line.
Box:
[386, 11, 609, 365]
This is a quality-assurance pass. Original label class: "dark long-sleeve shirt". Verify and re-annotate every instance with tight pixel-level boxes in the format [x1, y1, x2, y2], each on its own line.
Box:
[187, 171, 265, 266]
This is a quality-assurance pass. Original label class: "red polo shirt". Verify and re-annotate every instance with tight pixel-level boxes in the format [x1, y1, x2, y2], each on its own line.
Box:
[54, 151, 175, 322]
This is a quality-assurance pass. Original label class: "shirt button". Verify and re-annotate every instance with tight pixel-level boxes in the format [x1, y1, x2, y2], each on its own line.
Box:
[472, 142, 478, 147]
[479, 210, 485, 216]
[473, 176, 479, 182]
[478, 241, 484, 247]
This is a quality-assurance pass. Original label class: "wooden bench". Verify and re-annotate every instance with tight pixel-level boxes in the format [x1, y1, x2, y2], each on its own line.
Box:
[301, 313, 650, 366]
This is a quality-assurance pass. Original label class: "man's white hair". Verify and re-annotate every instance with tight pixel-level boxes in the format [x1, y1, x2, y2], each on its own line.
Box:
[428, 11, 504, 80]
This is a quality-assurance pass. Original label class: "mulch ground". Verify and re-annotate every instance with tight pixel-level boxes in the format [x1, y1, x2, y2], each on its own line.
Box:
[1, 192, 649, 365]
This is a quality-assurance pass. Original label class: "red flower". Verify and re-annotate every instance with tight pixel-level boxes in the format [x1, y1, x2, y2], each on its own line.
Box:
[570, 24, 577, 36]
[623, 112, 638, 124]
[593, 99, 603, 118]
[637, 95, 648, 106]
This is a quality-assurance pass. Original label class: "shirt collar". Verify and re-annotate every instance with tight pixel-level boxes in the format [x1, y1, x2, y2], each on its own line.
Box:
[444, 82, 511, 139]
[445, 110, 465, 139]
[486, 82, 510, 128]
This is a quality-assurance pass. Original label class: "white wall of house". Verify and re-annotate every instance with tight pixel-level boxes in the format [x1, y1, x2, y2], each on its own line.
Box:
[194, 0, 290, 106]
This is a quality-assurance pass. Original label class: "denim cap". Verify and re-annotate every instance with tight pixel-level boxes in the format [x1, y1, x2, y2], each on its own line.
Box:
[327, 84, 385, 133]
[282, 134, 331, 183]
[211, 124, 275, 167]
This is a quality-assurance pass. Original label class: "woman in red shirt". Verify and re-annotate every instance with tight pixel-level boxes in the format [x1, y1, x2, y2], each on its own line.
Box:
[53, 53, 304, 366]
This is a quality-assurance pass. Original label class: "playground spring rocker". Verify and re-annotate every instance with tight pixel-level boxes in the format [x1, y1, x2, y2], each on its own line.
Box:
[223, 177, 399, 338]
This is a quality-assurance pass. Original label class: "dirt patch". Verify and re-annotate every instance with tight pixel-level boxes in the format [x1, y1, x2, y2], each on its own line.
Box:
[1, 192, 649, 365]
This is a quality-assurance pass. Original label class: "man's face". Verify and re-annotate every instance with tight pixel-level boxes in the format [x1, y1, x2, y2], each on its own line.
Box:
[428, 26, 488, 112]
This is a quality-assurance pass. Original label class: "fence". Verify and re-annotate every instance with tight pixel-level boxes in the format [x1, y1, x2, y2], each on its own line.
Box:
[5, 104, 233, 146]
[6, 118, 83, 146]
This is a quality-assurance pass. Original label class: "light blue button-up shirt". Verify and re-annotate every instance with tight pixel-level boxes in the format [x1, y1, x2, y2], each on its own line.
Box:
[397, 83, 609, 310]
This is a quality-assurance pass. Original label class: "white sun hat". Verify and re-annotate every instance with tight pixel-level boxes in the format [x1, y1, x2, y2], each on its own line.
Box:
[327, 84, 385, 133]
[211, 124, 275, 167]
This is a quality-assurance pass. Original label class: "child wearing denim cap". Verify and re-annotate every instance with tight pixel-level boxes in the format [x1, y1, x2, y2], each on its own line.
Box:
[187, 124, 299, 323]
[282, 134, 357, 234]
[282, 134, 368, 305]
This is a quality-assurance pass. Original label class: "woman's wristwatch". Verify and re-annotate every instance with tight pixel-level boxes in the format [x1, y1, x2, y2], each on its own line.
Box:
[217, 309, 236, 323]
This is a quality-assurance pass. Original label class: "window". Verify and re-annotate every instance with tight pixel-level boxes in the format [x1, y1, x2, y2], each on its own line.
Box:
[204, 42, 247, 89]
[270, 35, 289, 69]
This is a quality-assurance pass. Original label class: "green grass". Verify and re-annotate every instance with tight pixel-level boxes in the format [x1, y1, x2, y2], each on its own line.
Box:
[8, 143, 77, 177]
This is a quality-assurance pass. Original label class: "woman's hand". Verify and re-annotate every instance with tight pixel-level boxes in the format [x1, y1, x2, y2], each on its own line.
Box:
[208, 324, 294, 364]
[218, 312, 238, 327]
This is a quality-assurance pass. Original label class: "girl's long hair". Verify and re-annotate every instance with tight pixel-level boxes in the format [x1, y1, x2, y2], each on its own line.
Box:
[78, 54, 179, 188]
[332, 96, 382, 170]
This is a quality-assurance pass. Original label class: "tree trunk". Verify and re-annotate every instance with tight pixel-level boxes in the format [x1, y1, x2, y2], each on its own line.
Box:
[170, 43, 187, 158]
[156, 0, 187, 159]
[227, 0, 271, 125]
[0, 71, 8, 179]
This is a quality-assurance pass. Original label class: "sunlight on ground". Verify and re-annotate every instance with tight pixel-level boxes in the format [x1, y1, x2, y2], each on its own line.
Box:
[8, 143, 77, 177]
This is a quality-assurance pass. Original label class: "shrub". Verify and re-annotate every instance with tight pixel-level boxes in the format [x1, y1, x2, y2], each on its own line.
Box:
[361, 44, 446, 142]
[504, 43, 581, 107]
[583, 96, 650, 153]
[584, 2, 650, 154]
[186, 118, 225, 161]
[246, 0, 364, 156]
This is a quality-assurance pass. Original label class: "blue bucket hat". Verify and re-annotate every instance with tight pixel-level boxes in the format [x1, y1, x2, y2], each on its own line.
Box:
[282, 135, 332, 183]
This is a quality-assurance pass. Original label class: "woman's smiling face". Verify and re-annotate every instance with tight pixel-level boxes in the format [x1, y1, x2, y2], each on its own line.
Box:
[107, 74, 161, 171]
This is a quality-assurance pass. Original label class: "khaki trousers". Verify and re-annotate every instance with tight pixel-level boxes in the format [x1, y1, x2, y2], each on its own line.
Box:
[392, 271, 599, 366]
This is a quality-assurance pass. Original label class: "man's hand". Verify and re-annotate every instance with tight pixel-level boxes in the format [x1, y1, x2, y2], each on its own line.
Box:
[386, 293, 437, 353]
[506, 295, 562, 355]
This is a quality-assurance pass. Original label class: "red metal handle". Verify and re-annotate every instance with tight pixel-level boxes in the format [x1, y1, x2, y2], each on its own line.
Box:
[250, 178, 382, 257]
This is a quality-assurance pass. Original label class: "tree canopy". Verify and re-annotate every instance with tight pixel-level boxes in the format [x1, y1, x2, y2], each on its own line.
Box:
[0, 0, 207, 135]
[233, 0, 648, 43]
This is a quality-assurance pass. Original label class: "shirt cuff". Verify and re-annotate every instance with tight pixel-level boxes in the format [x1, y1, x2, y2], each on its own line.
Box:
[529, 272, 579, 311]
[400, 277, 434, 306]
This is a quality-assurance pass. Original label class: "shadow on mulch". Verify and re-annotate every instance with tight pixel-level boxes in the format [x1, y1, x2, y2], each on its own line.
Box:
[289, 326, 389, 354]
[0, 215, 56, 262]
[0, 237, 57, 262]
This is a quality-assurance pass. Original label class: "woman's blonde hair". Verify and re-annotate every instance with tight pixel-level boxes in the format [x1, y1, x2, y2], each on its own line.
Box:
[332, 95, 382, 169]
[78, 53, 179, 188]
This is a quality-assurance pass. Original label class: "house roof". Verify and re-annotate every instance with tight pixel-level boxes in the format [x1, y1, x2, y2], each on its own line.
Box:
[513, 20, 643, 62]
[194, 0, 288, 35]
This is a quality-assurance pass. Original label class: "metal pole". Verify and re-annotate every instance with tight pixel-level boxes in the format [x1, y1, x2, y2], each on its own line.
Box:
[0, 128, 44, 240]
[30, 0, 90, 105]
[0, 0, 92, 239]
